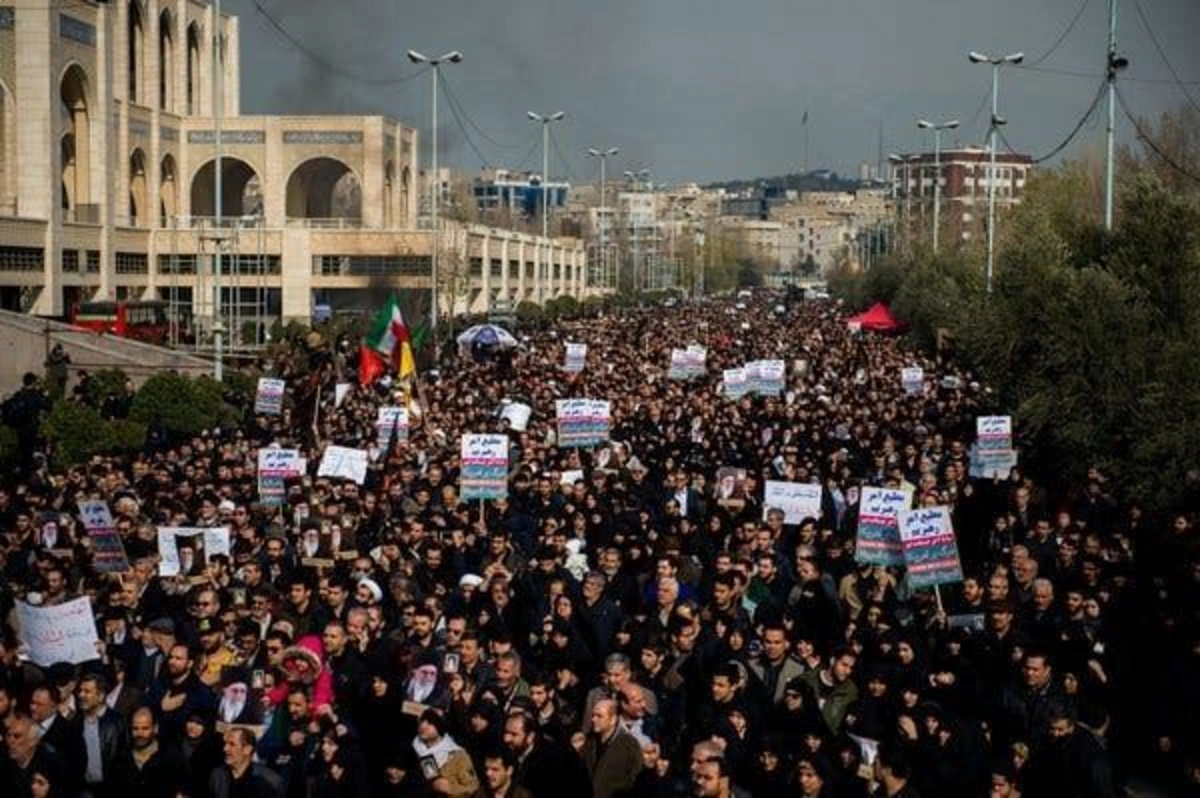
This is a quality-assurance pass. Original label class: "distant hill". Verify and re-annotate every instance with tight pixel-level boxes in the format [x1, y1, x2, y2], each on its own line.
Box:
[705, 171, 866, 194]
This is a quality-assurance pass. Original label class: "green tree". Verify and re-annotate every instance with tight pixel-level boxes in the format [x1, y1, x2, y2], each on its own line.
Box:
[130, 372, 237, 439]
[42, 401, 146, 468]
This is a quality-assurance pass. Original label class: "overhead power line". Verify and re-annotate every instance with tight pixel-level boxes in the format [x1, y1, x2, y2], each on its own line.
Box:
[251, 0, 428, 86]
[548, 126, 578, 183]
[1115, 86, 1200, 183]
[436, 79, 491, 168]
[1016, 63, 1200, 86]
[1133, 0, 1200, 117]
[1027, 0, 1091, 66]
[1008, 80, 1109, 164]
[438, 74, 530, 150]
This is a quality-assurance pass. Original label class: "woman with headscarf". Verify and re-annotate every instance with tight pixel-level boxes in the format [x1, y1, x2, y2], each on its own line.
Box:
[311, 726, 371, 798]
[793, 752, 837, 798]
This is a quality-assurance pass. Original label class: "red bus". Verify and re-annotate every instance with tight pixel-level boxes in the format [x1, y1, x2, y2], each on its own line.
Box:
[70, 300, 189, 344]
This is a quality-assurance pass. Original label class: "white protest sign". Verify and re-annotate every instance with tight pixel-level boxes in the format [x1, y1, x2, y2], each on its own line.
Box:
[254, 378, 287, 415]
[257, 447, 305, 477]
[564, 343, 588, 373]
[560, 469, 585, 486]
[499, 401, 532, 432]
[77, 500, 114, 530]
[901, 367, 925, 396]
[976, 416, 1013, 448]
[334, 383, 352, 408]
[16, 597, 99, 666]
[156, 527, 231, 577]
[318, 445, 369, 484]
[762, 480, 823, 524]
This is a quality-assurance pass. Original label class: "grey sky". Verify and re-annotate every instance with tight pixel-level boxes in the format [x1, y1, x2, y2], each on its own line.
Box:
[225, 0, 1200, 183]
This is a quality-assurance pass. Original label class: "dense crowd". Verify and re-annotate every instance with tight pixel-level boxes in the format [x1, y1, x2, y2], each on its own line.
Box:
[0, 290, 1196, 798]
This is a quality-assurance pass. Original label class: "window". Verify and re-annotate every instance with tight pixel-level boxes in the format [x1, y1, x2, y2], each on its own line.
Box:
[312, 255, 432, 276]
[469, 257, 482, 278]
[157, 254, 197, 274]
[0, 246, 44, 272]
[115, 252, 148, 274]
[490, 259, 502, 277]
[61, 250, 81, 273]
[86, 250, 100, 273]
[218, 255, 280, 275]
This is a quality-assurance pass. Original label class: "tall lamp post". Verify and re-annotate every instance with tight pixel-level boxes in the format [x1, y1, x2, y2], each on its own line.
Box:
[407, 49, 463, 333]
[587, 147, 619, 289]
[916, 119, 959, 255]
[969, 50, 1023, 294]
[528, 112, 565, 302]
[213, 0, 224, 380]
[623, 169, 650, 292]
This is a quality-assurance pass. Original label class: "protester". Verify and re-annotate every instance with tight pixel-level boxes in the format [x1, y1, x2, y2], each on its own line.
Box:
[0, 291, 1191, 796]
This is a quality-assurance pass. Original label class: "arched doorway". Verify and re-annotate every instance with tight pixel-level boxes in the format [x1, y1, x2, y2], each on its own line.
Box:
[190, 157, 262, 218]
[285, 157, 361, 222]
[159, 9, 174, 111]
[60, 65, 90, 218]
[186, 22, 200, 114]
[129, 148, 147, 226]
[128, 1, 145, 103]
[160, 154, 177, 224]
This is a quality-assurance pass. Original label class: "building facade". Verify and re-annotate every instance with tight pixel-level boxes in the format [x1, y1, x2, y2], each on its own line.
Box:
[892, 147, 1033, 241]
[0, 0, 585, 334]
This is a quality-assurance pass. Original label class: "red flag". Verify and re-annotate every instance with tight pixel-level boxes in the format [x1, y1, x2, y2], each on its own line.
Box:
[358, 344, 386, 386]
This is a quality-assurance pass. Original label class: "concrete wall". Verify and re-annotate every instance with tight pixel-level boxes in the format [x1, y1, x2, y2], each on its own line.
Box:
[0, 308, 214, 394]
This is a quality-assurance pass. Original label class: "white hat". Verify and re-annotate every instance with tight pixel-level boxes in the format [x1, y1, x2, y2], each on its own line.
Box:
[459, 574, 484, 590]
[357, 577, 383, 604]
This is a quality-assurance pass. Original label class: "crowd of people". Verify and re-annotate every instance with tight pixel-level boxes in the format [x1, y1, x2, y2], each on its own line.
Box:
[0, 289, 1196, 798]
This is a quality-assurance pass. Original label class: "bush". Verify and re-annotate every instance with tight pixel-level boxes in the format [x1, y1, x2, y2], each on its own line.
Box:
[516, 301, 544, 323]
[82, 369, 130, 412]
[41, 401, 146, 467]
[130, 372, 240, 440]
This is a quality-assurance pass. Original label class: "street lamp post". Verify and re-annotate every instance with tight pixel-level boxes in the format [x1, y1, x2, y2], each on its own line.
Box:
[623, 169, 650, 292]
[529, 112, 565, 302]
[587, 147, 619, 289]
[969, 50, 1023, 294]
[213, 0, 224, 380]
[407, 49, 463, 333]
[916, 119, 959, 255]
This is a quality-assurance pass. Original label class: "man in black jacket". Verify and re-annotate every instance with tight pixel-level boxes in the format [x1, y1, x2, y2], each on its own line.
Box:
[76, 672, 129, 798]
[209, 726, 285, 798]
[503, 710, 593, 798]
[1024, 700, 1118, 798]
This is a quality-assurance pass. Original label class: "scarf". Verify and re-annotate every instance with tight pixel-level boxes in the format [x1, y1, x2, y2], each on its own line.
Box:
[412, 734, 461, 769]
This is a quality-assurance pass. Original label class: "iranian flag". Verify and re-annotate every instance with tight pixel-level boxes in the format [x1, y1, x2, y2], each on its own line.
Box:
[359, 296, 416, 385]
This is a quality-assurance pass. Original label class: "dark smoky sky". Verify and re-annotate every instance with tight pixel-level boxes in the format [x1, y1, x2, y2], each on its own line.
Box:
[225, 0, 1200, 183]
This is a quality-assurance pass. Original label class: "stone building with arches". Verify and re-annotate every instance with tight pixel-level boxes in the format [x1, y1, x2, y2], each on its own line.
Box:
[0, 0, 587, 329]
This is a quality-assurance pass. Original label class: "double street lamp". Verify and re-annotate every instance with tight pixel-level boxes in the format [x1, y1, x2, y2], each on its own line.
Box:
[587, 147, 619, 288]
[407, 49, 463, 333]
[528, 111, 565, 301]
[969, 50, 1023, 294]
[916, 119, 959, 255]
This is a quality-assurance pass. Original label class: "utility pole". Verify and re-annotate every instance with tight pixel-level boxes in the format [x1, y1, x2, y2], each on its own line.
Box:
[213, 0, 224, 381]
[1104, 0, 1128, 230]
